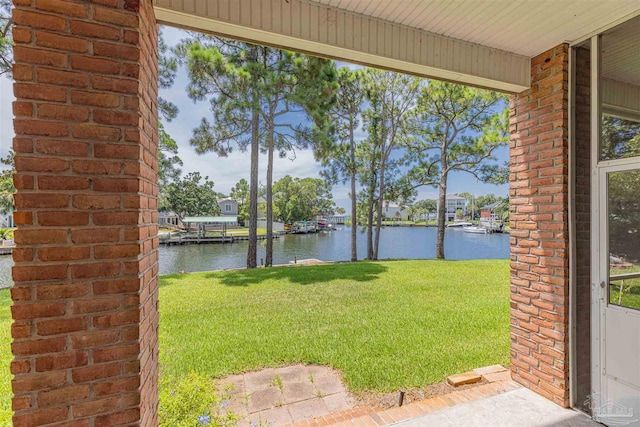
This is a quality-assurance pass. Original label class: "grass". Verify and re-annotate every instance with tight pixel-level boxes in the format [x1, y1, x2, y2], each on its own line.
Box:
[0, 259, 510, 425]
[159, 259, 510, 392]
[609, 264, 640, 309]
[0, 289, 12, 423]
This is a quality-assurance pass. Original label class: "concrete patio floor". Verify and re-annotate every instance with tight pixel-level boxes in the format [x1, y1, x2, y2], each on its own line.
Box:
[393, 387, 601, 427]
[216, 364, 354, 426]
[217, 364, 603, 427]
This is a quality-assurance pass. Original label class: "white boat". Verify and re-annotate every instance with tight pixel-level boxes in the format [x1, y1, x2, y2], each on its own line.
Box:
[463, 225, 488, 234]
[447, 222, 473, 228]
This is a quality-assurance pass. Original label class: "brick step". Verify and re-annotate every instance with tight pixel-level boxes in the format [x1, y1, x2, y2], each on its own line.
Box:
[289, 379, 521, 427]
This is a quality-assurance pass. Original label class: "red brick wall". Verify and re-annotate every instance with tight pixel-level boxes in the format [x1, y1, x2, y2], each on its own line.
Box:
[509, 44, 571, 407]
[573, 45, 591, 412]
[10, 0, 159, 425]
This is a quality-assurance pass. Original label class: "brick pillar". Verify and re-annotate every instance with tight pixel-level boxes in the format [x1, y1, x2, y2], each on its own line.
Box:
[573, 46, 591, 412]
[10, 1, 159, 426]
[509, 44, 570, 407]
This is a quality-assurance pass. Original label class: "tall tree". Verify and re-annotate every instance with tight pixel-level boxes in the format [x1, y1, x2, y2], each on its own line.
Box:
[403, 81, 509, 259]
[360, 69, 420, 260]
[186, 37, 336, 267]
[315, 67, 365, 261]
[184, 36, 262, 268]
[0, 0, 11, 77]
[271, 176, 335, 224]
[256, 49, 337, 267]
[408, 199, 437, 222]
[156, 31, 183, 210]
[230, 178, 249, 225]
[158, 123, 183, 210]
[164, 172, 220, 228]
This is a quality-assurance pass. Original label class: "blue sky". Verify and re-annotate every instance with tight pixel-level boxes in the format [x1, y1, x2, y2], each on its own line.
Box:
[0, 25, 509, 210]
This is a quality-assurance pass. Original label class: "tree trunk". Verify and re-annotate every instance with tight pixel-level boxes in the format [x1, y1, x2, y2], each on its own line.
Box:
[247, 101, 259, 269]
[349, 122, 357, 262]
[366, 172, 375, 260]
[373, 155, 386, 260]
[265, 120, 275, 267]
[350, 172, 357, 262]
[436, 173, 448, 260]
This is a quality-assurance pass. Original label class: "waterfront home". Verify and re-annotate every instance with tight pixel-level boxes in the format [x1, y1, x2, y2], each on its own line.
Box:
[444, 195, 469, 222]
[218, 198, 239, 216]
[0, 211, 14, 228]
[480, 201, 502, 221]
[158, 211, 182, 228]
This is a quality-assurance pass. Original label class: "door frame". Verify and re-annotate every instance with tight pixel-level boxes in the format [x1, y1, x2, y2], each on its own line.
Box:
[589, 29, 640, 422]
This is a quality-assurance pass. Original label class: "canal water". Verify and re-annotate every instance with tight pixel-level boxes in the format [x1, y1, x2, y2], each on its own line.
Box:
[0, 226, 509, 288]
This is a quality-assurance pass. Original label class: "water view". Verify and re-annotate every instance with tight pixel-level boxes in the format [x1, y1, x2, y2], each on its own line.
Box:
[0, 226, 509, 288]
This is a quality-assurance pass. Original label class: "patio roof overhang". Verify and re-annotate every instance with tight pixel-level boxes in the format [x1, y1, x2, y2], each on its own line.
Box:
[153, 0, 640, 93]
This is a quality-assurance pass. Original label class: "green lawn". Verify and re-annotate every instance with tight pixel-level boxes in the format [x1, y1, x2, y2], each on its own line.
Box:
[0, 289, 12, 423]
[610, 265, 640, 310]
[159, 259, 510, 392]
[0, 259, 511, 424]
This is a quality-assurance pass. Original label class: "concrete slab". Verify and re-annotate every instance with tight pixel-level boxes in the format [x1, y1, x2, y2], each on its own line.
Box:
[392, 387, 600, 427]
[218, 365, 352, 426]
[275, 365, 307, 383]
[287, 398, 329, 420]
[257, 407, 294, 426]
[248, 387, 282, 413]
[283, 382, 317, 403]
[244, 368, 278, 389]
[323, 392, 353, 413]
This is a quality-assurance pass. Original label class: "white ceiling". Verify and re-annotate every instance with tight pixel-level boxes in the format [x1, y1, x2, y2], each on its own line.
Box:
[309, 0, 640, 58]
[602, 15, 640, 87]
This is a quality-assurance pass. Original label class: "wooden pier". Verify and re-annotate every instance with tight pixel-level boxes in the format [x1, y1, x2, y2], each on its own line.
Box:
[159, 232, 283, 246]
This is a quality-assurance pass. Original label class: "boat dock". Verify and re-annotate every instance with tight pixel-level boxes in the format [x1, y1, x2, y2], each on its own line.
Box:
[159, 232, 283, 246]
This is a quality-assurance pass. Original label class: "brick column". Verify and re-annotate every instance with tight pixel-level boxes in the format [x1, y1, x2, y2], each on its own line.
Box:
[11, 1, 159, 426]
[509, 44, 571, 407]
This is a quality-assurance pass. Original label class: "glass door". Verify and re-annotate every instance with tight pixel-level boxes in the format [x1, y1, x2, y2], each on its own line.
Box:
[591, 14, 640, 427]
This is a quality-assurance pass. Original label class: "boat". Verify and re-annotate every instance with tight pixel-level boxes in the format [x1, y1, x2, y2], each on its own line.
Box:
[447, 222, 473, 228]
[292, 221, 317, 234]
[480, 218, 505, 232]
[463, 225, 488, 234]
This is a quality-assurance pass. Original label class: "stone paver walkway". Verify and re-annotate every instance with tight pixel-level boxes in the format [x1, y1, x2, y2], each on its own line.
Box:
[218, 364, 600, 427]
[216, 364, 354, 426]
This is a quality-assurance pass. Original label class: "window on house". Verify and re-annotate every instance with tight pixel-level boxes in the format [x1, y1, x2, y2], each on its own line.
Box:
[225, 204, 231, 212]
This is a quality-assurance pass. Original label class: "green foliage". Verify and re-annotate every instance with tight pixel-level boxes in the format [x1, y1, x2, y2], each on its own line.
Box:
[164, 172, 220, 221]
[0, 151, 15, 214]
[408, 199, 437, 221]
[358, 69, 421, 259]
[271, 175, 335, 223]
[315, 67, 365, 185]
[0, 289, 11, 424]
[0, 0, 12, 77]
[158, 123, 184, 210]
[230, 179, 249, 225]
[601, 115, 640, 160]
[158, 259, 510, 392]
[159, 372, 238, 427]
[401, 81, 509, 258]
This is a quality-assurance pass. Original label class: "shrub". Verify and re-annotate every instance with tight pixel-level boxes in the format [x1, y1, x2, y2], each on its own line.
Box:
[159, 372, 238, 427]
